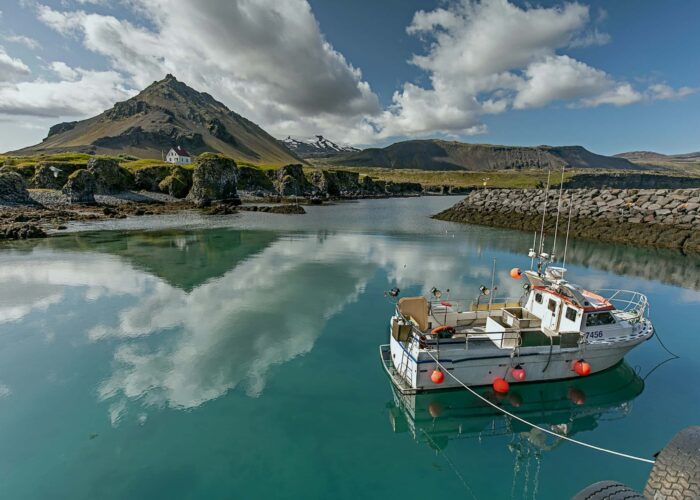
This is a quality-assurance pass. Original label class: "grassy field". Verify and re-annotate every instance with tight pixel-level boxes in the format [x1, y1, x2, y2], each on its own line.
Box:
[322, 166, 572, 189]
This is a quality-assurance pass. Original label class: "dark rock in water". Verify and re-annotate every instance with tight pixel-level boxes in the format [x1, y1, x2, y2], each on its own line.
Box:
[273, 164, 312, 196]
[159, 166, 192, 198]
[87, 157, 134, 194]
[0, 171, 32, 204]
[237, 166, 275, 192]
[62, 169, 96, 204]
[206, 202, 238, 215]
[30, 163, 69, 190]
[187, 153, 239, 206]
[134, 165, 172, 191]
[239, 204, 306, 214]
[1, 223, 47, 240]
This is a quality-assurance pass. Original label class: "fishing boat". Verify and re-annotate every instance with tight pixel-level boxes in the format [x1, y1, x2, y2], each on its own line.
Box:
[381, 172, 654, 394]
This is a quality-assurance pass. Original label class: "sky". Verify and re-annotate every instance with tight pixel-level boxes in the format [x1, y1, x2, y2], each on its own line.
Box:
[0, 0, 698, 155]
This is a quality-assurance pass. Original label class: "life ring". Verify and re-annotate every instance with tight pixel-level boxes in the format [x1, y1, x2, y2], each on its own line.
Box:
[431, 325, 456, 337]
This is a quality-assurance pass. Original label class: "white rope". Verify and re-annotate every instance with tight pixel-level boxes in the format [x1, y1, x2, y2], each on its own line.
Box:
[425, 351, 655, 464]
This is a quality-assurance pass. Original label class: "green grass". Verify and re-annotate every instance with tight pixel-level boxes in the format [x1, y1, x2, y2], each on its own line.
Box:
[121, 158, 172, 171]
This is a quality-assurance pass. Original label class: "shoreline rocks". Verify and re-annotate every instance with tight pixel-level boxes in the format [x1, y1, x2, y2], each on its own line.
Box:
[0, 171, 32, 205]
[187, 154, 240, 207]
[434, 188, 700, 254]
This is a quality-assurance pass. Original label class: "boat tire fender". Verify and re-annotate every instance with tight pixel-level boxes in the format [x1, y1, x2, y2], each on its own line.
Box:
[572, 480, 644, 500]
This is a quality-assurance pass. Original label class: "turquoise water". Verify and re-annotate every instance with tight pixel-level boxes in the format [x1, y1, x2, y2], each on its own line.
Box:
[0, 197, 698, 499]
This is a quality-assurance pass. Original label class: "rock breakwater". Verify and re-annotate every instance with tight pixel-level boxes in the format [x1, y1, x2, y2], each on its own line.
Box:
[434, 188, 700, 253]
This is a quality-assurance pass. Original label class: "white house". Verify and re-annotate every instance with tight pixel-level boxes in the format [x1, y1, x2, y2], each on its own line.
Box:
[165, 146, 192, 165]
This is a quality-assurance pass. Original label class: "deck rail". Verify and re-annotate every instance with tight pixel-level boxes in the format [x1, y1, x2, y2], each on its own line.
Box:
[594, 289, 649, 322]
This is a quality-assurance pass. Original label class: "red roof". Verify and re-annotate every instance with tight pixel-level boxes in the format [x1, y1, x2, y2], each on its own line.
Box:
[172, 146, 190, 157]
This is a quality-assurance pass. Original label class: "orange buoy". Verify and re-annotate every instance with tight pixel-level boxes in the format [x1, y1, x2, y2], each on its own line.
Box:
[510, 267, 522, 280]
[573, 359, 591, 376]
[493, 377, 510, 393]
[567, 387, 586, 405]
[511, 365, 526, 381]
[431, 369, 445, 384]
[427, 401, 443, 418]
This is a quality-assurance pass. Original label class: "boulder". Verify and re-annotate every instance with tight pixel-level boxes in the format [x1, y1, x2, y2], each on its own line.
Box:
[334, 170, 361, 195]
[62, 169, 96, 204]
[87, 157, 134, 194]
[1, 224, 47, 240]
[133, 165, 172, 191]
[359, 175, 386, 196]
[158, 166, 192, 198]
[30, 163, 69, 189]
[187, 153, 239, 206]
[0, 171, 32, 204]
[273, 164, 312, 196]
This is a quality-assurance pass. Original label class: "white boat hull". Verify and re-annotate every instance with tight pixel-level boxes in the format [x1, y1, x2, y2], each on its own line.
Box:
[387, 319, 653, 392]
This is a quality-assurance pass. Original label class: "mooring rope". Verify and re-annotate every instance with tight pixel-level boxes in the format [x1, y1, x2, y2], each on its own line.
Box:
[425, 351, 655, 464]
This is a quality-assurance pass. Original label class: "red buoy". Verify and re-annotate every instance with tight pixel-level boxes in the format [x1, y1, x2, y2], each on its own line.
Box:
[568, 387, 586, 405]
[573, 359, 591, 377]
[510, 268, 522, 280]
[493, 377, 510, 393]
[511, 365, 526, 381]
[431, 369, 445, 384]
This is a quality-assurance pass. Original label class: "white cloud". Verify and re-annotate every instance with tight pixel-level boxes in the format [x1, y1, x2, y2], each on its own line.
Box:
[49, 60, 79, 81]
[647, 83, 697, 101]
[2, 33, 41, 50]
[34, 0, 380, 142]
[0, 46, 31, 82]
[375, 0, 692, 139]
[0, 65, 133, 117]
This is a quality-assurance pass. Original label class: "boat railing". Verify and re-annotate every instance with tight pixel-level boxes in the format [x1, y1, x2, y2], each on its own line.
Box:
[429, 297, 522, 314]
[593, 289, 649, 322]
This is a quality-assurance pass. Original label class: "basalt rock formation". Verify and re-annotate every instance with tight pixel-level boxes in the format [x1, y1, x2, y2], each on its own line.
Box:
[0, 171, 32, 205]
[187, 154, 239, 206]
[62, 169, 97, 204]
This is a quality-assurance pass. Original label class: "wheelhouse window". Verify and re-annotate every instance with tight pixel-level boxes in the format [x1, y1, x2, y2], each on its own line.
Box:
[547, 299, 557, 312]
[535, 293, 543, 304]
[585, 312, 616, 326]
[565, 307, 578, 322]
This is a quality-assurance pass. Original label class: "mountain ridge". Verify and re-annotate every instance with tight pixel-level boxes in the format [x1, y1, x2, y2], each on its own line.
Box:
[329, 139, 642, 171]
[8, 74, 301, 166]
[281, 135, 359, 158]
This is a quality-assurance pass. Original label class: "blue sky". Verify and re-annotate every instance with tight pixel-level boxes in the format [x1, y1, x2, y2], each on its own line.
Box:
[0, 0, 698, 155]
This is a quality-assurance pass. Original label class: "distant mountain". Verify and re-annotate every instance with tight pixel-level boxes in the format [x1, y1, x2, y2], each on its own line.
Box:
[8, 74, 300, 165]
[281, 135, 359, 158]
[330, 139, 642, 171]
[616, 150, 700, 163]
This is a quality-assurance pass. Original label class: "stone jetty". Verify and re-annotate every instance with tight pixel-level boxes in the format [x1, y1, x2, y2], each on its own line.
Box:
[434, 188, 700, 254]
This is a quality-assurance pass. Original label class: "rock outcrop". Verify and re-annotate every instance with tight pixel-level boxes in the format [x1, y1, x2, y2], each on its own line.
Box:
[237, 166, 275, 193]
[435, 188, 700, 253]
[133, 165, 172, 191]
[87, 157, 134, 194]
[62, 169, 96, 204]
[273, 164, 313, 196]
[187, 154, 239, 206]
[0, 171, 32, 204]
[159, 166, 192, 198]
[30, 163, 70, 190]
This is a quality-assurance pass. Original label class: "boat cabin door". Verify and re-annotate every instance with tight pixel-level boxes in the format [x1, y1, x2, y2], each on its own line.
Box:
[546, 297, 560, 331]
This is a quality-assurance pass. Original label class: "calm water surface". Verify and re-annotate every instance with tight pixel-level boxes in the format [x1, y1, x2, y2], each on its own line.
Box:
[0, 197, 699, 499]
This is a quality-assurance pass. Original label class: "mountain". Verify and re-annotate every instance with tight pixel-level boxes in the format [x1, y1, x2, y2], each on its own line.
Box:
[330, 139, 643, 171]
[615, 150, 700, 172]
[8, 74, 300, 165]
[281, 135, 359, 158]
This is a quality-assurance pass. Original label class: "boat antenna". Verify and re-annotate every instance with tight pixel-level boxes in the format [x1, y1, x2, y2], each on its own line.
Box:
[488, 257, 496, 312]
[561, 190, 574, 273]
[529, 231, 537, 270]
[536, 169, 551, 274]
[550, 165, 566, 260]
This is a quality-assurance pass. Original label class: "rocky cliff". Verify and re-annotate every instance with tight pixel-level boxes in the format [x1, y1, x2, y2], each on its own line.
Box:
[434, 188, 700, 254]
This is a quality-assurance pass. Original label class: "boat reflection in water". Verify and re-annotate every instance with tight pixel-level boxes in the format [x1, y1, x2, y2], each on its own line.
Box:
[387, 362, 644, 494]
